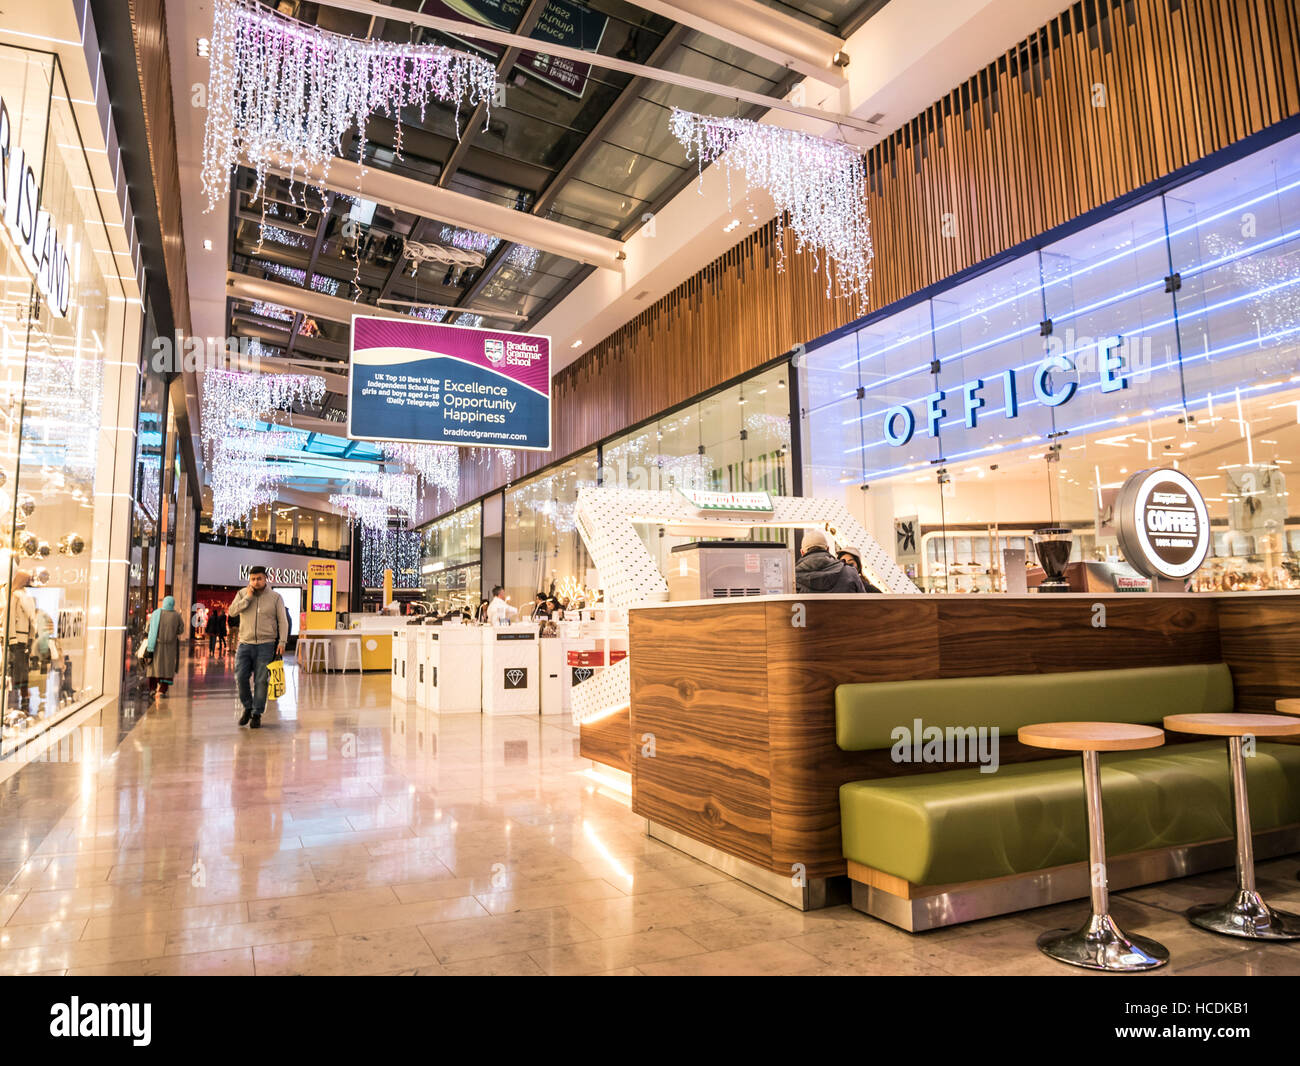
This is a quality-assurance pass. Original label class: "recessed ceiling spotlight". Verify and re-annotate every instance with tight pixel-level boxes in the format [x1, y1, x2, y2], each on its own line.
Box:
[196, 37, 210, 57]
[723, 219, 740, 233]
[570, 339, 582, 348]
[202, 239, 213, 251]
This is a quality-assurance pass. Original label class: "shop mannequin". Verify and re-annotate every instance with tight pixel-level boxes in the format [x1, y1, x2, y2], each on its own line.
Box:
[6, 571, 36, 715]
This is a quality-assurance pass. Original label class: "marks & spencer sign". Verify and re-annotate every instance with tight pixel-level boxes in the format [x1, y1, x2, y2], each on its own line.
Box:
[1115, 468, 1210, 580]
[0, 97, 71, 319]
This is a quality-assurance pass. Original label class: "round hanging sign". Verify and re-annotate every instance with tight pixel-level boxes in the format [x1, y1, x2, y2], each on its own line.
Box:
[1115, 467, 1210, 580]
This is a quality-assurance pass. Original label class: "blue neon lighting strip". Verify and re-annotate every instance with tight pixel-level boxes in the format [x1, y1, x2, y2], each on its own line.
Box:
[853, 322, 1300, 480]
[842, 266, 1300, 445]
[833, 177, 1300, 373]
[836, 222, 1300, 422]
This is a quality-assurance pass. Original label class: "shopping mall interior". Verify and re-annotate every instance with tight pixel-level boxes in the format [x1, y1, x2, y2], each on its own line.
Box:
[0, 0, 1298, 1009]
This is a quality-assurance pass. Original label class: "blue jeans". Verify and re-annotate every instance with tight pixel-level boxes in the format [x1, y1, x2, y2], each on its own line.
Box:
[235, 641, 277, 715]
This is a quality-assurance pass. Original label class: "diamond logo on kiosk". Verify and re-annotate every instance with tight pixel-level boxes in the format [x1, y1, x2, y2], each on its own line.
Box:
[1115, 468, 1210, 580]
[504, 668, 527, 689]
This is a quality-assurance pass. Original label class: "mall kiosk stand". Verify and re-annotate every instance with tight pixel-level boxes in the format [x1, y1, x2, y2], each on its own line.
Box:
[482, 622, 540, 715]
[391, 628, 417, 701]
[421, 623, 482, 714]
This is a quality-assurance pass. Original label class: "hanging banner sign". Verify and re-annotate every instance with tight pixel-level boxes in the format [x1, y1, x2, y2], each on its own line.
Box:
[1115, 467, 1211, 580]
[0, 97, 71, 318]
[348, 315, 551, 451]
[420, 0, 608, 99]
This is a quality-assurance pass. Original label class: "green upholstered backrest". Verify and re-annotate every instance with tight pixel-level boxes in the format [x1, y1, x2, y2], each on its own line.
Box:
[835, 663, 1234, 752]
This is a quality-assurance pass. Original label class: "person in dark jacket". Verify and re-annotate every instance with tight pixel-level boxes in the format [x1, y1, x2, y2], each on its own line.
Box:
[837, 544, 882, 593]
[207, 607, 228, 655]
[795, 528, 866, 593]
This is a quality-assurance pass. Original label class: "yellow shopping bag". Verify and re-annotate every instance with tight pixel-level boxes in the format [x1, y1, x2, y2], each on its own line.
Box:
[266, 658, 286, 700]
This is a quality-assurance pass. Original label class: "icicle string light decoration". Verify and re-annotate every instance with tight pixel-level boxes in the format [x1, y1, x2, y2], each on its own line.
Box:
[669, 108, 873, 304]
[348, 472, 418, 524]
[202, 370, 327, 526]
[382, 442, 460, 499]
[201, 0, 497, 210]
[329, 493, 392, 531]
[209, 448, 279, 528]
[200, 370, 326, 464]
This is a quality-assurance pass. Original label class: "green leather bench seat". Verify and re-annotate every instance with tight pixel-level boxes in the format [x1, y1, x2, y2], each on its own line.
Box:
[835, 663, 1234, 752]
[835, 663, 1300, 886]
[840, 741, 1300, 885]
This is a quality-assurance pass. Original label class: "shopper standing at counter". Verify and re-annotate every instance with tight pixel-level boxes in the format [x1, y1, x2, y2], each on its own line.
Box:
[486, 586, 519, 626]
[838, 545, 882, 593]
[796, 529, 867, 594]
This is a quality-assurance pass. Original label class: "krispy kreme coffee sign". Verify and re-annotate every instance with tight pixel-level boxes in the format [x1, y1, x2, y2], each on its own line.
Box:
[1115, 468, 1210, 580]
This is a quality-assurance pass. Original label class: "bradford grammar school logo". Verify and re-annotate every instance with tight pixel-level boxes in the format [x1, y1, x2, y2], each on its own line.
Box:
[484, 338, 505, 366]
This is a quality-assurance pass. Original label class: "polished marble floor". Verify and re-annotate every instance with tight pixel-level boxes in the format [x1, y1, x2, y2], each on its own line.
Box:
[0, 650, 1298, 976]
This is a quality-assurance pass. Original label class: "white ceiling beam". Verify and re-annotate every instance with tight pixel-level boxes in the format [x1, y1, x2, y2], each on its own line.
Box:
[257, 155, 626, 269]
[227, 271, 451, 331]
[623, 0, 847, 88]
[307, 0, 876, 131]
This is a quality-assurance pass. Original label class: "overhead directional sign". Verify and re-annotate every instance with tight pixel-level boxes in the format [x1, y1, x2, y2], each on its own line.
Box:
[348, 315, 551, 451]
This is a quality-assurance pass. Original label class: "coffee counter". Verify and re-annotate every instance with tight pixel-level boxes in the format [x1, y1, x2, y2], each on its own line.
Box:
[580, 592, 1300, 907]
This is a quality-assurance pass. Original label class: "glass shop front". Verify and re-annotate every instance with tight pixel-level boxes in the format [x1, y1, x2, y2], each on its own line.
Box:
[0, 43, 142, 747]
[804, 128, 1300, 593]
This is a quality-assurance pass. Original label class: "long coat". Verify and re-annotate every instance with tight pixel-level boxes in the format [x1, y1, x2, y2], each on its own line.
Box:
[147, 609, 185, 679]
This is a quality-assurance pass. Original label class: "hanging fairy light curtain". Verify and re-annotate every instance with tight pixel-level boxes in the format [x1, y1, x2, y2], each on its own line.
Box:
[361, 527, 422, 589]
[670, 109, 873, 303]
[381, 443, 460, 500]
[347, 472, 418, 525]
[201, 0, 497, 210]
[200, 370, 326, 462]
[328, 493, 391, 531]
[202, 370, 327, 526]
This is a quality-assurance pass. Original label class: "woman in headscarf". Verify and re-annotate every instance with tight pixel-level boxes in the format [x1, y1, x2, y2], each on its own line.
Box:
[144, 595, 185, 698]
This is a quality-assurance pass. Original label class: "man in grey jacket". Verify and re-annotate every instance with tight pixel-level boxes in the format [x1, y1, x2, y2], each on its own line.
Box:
[228, 565, 288, 728]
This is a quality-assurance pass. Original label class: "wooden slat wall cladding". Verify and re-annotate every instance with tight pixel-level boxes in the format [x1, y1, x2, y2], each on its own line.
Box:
[434, 0, 1300, 513]
[128, 0, 192, 336]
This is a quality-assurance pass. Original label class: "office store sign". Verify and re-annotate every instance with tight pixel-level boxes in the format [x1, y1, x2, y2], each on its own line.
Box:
[880, 336, 1137, 447]
[0, 98, 72, 319]
[1115, 468, 1210, 580]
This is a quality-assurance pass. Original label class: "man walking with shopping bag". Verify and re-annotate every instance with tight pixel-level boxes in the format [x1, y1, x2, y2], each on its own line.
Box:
[228, 565, 288, 729]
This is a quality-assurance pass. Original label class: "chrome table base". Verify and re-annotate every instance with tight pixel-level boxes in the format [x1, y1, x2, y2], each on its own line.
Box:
[1038, 912, 1169, 972]
[1187, 888, 1300, 941]
[1037, 749, 1170, 972]
[1186, 736, 1300, 940]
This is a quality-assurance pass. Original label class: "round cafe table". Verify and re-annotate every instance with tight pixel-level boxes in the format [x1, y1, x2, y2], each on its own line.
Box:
[1017, 721, 1169, 972]
[1164, 713, 1300, 940]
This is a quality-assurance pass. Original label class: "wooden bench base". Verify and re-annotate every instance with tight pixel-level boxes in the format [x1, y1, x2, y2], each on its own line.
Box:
[848, 824, 1300, 931]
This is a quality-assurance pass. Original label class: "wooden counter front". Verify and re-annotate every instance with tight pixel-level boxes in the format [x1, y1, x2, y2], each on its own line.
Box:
[607, 593, 1300, 881]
